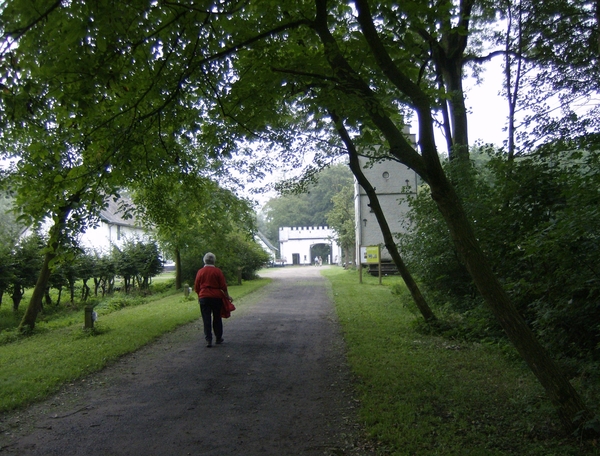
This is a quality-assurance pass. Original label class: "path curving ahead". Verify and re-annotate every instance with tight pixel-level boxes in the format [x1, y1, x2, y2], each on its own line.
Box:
[0, 266, 374, 455]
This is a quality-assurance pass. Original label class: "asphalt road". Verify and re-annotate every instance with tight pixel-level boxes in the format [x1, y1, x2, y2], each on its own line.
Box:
[0, 266, 375, 455]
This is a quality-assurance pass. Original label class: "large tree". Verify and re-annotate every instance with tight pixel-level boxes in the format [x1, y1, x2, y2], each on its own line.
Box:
[209, 0, 593, 431]
[131, 173, 257, 289]
[1, 0, 596, 431]
[0, 1, 239, 329]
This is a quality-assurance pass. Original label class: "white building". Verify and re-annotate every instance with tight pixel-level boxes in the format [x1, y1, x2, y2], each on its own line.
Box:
[255, 231, 279, 262]
[278, 226, 342, 265]
[79, 197, 150, 254]
[22, 195, 150, 255]
[354, 129, 419, 267]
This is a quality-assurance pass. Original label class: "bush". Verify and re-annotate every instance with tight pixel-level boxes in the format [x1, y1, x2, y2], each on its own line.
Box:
[180, 231, 270, 286]
[398, 146, 600, 374]
[149, 279, 175, 294]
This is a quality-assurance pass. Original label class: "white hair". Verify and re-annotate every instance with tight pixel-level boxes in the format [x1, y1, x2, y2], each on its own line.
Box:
[203, 252, 216, 265]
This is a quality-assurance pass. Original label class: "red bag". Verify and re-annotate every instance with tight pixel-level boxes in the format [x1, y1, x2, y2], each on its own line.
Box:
[221, 296, 236, 318]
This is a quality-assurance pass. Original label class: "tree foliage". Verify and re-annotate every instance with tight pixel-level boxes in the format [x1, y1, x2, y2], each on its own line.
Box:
[112, 239, 163, 293]
[399, 145, 600, 377]
[7, 233, 45, 312]
[497, 0, 600, 156]
[326, 182, 355, 266]
[1, 0, 598, 433]
[180, 228, 270, 287]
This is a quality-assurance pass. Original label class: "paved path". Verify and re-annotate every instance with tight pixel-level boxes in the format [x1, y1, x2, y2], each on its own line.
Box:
[1, 266, 373, 455]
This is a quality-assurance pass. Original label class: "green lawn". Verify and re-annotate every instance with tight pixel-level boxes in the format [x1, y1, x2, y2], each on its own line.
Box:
[1, 268, 597, 454]
[323, 267, 597, 455]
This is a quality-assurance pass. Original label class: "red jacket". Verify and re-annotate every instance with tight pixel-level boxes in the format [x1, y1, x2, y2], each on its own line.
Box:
[194, 265, 228, 299]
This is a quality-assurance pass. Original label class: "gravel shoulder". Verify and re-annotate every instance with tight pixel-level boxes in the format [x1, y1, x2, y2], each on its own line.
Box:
[0, 266, 376, 455]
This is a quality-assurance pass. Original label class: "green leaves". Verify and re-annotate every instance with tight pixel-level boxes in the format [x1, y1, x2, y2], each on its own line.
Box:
[400, 145, 600, 370]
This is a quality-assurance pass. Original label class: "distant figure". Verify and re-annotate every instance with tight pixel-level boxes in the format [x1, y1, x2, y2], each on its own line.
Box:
[194, 252, 233, 348]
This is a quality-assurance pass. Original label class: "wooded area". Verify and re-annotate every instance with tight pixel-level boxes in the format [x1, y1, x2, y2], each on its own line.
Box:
[1, 0, 598, 436]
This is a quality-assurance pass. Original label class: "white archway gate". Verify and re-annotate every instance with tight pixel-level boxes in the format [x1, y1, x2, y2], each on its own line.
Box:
[278, 226, 341, 266]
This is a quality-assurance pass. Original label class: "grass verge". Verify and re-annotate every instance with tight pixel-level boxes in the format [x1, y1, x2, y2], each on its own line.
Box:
[0, 278, 270, 413]
[322, 267, 598, 455]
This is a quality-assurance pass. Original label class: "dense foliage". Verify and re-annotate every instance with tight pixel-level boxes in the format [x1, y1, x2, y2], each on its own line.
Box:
[326, 182, 356, 266]
[1, 0, 598, 432]
[180, 230, 271, 287]
[0, 236, 165, 309]
[398, 146, 600, 381]
[5, 233, 44, 311]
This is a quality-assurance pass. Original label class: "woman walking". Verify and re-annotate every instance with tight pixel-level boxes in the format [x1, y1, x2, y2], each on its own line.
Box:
[194, 252, 233, 347]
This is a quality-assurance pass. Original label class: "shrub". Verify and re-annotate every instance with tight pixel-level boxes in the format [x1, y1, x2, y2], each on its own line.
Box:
[398, 146, 600, 374]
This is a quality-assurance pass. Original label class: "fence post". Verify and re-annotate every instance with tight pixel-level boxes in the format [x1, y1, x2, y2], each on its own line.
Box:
[84, 306, 94, 329]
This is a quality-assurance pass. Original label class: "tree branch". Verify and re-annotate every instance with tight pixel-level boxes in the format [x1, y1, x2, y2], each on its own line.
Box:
[2, 0, 63, 38]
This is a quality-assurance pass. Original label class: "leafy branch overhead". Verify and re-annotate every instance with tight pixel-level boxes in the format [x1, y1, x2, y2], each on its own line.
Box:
[1, 0, 599, 436]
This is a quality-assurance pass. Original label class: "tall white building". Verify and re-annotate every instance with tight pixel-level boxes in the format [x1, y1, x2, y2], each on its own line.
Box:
[354, 129, 419, 269]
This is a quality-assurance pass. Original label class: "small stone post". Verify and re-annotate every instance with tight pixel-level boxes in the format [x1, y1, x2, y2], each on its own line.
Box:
[84, 306, 94, 329]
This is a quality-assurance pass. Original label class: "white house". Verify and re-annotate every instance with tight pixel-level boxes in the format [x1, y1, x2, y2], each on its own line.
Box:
[278, 226, 342, 266]
[79, 197, 150, 254]
[20, 195, 150, 255]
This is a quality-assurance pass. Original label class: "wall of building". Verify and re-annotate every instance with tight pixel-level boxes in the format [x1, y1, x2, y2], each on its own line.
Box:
[354, 155, 419, 264]
[278, 226, 342, 265]
[79, 223, 150, 254]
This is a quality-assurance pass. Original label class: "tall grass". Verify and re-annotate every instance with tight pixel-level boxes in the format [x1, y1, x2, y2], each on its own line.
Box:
[323, 267, 597, 455]
[0, 277, 270, 413]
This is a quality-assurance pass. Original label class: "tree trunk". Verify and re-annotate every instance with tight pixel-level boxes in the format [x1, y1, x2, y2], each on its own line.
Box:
[82, 280, 90, 301]
[175, 247, 182, 290]
[332, 111, 437, 322]
[69, 279, 75, 305]
[344, 241, 355, 268]
[19, 250, 55, 332]
[315, 0, 592, 433]
[19, 197, 75, 332]
[435, 57, 470, 162]
[44, 288, 52, 307]
[11, 285, 24, 312]
[504, 1, 524, 162]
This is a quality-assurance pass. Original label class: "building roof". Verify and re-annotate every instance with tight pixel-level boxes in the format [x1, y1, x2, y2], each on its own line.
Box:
[99, 196, 140, 227]
[256, 231, 279, 252]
